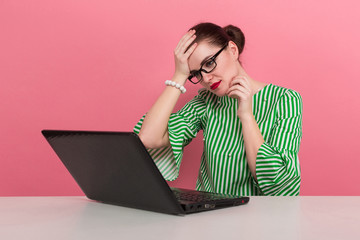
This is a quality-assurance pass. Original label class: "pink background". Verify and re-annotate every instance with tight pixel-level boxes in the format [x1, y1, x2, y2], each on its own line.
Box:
[1, 0, 360, 196]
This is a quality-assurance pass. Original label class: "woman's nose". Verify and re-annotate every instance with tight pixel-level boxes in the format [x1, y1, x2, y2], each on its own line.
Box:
[202, 72, 213, 83]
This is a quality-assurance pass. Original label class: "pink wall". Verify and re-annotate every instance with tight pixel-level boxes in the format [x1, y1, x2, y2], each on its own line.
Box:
[1, 1, 360, 196]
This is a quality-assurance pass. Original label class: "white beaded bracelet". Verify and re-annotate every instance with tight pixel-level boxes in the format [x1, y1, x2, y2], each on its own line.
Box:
[165, 80, 186, 93]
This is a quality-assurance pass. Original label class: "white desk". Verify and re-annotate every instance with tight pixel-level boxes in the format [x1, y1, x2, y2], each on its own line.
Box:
[1, 196, 359, 239]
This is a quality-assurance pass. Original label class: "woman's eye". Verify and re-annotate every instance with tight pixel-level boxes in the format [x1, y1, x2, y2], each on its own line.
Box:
[204, 60, 215, 69]
[194, 72, 202, 79]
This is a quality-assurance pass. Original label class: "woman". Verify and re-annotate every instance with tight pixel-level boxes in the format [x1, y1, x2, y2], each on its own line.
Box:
[134, 22, 302, 196]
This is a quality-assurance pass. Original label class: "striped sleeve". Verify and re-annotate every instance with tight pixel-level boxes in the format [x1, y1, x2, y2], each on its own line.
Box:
[255, 89, 303, 196]
[133, 89, 207, 181]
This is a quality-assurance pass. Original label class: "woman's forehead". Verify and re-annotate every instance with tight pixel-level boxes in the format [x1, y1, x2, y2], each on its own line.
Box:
[188, 42, 219, 69]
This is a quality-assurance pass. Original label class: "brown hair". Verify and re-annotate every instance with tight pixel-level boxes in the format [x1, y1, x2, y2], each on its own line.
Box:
[186, 22, 246, 57]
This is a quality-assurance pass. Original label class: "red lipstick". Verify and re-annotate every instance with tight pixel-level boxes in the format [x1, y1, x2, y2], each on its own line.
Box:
[210, 81, 221, 90]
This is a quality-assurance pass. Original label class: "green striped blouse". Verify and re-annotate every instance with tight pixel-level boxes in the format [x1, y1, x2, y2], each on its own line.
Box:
[133, 83, 303, 196]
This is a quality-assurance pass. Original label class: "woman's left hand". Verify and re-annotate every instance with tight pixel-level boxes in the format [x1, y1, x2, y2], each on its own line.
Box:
[226, 76, 254, 120]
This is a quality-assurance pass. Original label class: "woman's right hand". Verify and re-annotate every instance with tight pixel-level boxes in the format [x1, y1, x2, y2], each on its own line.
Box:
[173, 29, 198, 83]
[139, 30, 198, 149]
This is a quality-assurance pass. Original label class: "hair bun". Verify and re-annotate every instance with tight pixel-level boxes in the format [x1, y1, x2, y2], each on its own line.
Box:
[223, 25, 245, 54]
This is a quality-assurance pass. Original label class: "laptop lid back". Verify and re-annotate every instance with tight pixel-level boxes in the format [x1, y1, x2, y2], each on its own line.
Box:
[42, 130, 185, 215]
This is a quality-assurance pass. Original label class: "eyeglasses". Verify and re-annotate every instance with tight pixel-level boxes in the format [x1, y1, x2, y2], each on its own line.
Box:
[187, 44, 228, 84]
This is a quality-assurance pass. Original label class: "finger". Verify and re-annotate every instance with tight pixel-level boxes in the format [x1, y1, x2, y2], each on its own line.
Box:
[175, 30, 194, 50]
[175, 35, 196, 58]
[227, 89, 248, 99]
[239, 77, 251, 90]
[227, 83, 248, 94]
[227, 90, 247, 99]
[228, 90, 251, 101]
[231, 77, 248, 87]
[175, 30, 196, 52]
[179, 34, 197, 55]
[230, 78, 251, 92]
[227, 85, 250, 97]
[229, 78, 243, 88]
[183, 42, 197, 58]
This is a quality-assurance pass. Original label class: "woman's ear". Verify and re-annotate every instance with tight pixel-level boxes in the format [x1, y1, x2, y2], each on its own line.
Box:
[228, 41, 239, 60]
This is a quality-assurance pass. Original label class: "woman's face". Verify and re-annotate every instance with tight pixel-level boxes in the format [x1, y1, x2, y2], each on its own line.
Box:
[187, 40, 240, 97]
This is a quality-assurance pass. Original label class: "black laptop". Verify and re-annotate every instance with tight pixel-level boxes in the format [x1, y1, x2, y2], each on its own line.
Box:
[42, 130, 249, 215]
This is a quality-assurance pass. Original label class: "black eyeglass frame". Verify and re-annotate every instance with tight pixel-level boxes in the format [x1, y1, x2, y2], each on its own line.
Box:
[187, 44, 228, 84]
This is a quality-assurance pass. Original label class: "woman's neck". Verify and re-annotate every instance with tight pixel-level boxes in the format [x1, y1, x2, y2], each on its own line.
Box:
[237, 64, 267, 94]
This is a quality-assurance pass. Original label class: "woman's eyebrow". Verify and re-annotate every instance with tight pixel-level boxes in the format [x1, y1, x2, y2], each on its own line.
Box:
[190, 54, 213, 72]
[200, 55, 213, 66]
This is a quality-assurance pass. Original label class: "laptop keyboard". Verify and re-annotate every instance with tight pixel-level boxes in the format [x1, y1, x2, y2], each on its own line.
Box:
[172, 188, 238, 202]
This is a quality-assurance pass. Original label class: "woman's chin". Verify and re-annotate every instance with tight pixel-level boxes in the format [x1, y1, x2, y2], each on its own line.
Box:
[211, 89, 227, 97]
[210, 85, 229, 97]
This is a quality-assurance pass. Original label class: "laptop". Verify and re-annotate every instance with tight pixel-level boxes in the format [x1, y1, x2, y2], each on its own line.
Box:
[42, 130, 249, 215]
